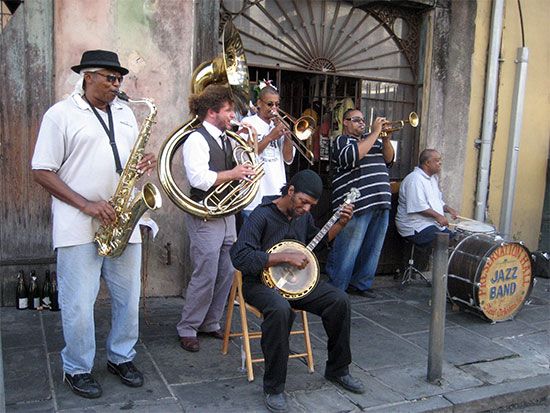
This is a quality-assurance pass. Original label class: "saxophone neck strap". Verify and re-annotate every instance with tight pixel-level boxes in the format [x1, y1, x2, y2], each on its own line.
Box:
[84, 96, 123, 174]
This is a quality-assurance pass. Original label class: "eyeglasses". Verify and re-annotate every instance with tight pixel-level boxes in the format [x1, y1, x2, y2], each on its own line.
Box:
[345, 117, 365, 123]
[93, 72, 124, 84]
[261, 99, 280, 108]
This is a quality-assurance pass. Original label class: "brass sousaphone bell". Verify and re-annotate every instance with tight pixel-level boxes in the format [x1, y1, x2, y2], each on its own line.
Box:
[158, 21, 264, 219]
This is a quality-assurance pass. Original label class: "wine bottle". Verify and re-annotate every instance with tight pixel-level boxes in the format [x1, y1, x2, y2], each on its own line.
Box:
[41, 270, 52, 309]
[28, 271, 40, 310]
[16, 270, 28, 310]
[50, 271, 60, 311]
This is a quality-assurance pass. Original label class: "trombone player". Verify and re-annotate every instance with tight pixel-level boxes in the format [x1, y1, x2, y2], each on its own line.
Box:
[176, 84, 256, 352]
[326, 109, 395, 296]
[241, 85, 294, 219]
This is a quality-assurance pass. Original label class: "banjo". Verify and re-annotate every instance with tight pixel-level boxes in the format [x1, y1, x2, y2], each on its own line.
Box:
[262, 188, 360, 300]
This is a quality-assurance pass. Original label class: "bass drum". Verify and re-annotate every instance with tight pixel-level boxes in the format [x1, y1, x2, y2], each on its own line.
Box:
[447, 234, 533, 322]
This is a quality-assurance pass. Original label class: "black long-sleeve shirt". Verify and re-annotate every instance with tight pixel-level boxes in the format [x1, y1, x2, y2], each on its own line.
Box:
[230, 196, 326, 282]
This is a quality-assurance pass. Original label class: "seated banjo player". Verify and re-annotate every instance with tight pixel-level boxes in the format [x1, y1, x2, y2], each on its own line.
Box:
[230, 169, 365, 413]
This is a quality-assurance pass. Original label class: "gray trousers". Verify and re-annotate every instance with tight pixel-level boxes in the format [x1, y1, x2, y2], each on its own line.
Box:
[176, 214, 236, 337]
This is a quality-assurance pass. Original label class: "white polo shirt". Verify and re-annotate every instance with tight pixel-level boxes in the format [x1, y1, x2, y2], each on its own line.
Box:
[32, 92, 140, 249]
[395, 166, 446, 237]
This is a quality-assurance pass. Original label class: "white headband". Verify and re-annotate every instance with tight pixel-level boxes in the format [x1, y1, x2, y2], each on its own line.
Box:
[73, 67, 103, 95]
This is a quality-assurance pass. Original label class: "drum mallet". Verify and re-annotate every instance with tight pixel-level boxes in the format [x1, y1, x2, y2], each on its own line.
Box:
[427, 232, 449, 383]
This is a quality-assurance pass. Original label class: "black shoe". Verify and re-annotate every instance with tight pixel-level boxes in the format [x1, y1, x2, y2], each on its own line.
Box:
[346, 286, 377, 299]
[107, 361, 144, 387]
[325, 373, 366, 394]
[64, 372, 102, 399]
[264, 392, 288, 412]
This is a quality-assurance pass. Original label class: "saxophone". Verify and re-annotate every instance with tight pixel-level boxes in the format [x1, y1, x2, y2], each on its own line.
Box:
[94, 91, 163, 258]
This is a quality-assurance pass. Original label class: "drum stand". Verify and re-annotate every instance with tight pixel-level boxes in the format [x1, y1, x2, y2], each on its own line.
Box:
[402, 243, 431, 286]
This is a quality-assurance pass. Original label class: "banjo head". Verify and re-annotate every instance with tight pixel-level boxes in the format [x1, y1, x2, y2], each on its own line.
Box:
[263, 241, 319, 300]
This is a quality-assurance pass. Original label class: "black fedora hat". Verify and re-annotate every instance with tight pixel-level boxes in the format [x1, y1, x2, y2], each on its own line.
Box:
[71, 49, 129, 75]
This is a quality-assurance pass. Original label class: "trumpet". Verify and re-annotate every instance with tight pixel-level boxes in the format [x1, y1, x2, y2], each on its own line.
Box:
[378, 112, 419, 137]
[271, 108, 315, 165]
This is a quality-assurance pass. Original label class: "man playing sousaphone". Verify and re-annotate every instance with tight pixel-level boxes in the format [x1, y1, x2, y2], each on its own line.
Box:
[176, 84, 257, 352]
[230, 169, 365, 413]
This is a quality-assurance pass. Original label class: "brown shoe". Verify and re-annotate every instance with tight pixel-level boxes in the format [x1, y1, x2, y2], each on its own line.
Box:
[198, 329, 224, 340]
[179, 336, 199, 352]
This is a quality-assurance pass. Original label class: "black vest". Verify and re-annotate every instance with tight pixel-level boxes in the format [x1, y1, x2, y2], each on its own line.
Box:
[189, 126, 236, 202]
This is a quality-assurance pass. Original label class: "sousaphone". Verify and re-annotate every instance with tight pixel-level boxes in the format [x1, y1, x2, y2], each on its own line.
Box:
[158, 21, 263, 219]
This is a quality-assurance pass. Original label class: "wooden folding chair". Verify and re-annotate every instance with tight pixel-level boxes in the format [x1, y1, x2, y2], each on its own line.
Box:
[222, 271, 314, 382]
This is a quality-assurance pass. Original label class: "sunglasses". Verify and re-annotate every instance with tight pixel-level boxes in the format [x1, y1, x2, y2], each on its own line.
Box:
[94, 72, 124, 84]
[345, 117, 366, 123]
[261, 99, 280, 108]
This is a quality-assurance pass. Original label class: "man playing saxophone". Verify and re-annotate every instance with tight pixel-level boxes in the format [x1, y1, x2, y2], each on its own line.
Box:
[177, 84, 256, 352]
[32, 50, 156, 399]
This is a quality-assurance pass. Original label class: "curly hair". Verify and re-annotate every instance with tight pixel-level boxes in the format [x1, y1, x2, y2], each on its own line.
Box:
[188, 84, 234, 121]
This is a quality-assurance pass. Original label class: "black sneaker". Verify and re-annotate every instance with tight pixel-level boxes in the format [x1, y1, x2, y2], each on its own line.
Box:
[107, 361, 144, 387]
[64, 372, 102, 399]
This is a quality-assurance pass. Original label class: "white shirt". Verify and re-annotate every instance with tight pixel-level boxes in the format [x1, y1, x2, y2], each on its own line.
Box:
[395, 166, 446, 237]
[182, 121, 226, 191]
[241, 114, 294, 211]
[31, 92, 141, 248]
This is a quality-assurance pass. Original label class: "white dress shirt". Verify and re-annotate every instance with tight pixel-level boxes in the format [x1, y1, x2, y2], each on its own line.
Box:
[182, 121, 227, 191]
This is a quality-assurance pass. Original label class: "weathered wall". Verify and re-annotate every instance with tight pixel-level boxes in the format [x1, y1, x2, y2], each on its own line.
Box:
[421, 0, 477, 212]
[53, 0, 195, 297]
[463, 0, 550, 250]
[0, 0, 54, 305]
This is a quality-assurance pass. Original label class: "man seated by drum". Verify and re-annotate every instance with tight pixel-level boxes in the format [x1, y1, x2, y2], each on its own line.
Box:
[395, 149, 459, 247]
[230, 169, 365, 413]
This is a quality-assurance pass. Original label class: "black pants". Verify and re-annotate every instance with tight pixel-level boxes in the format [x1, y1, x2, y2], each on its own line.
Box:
[242, 280, 352, 394]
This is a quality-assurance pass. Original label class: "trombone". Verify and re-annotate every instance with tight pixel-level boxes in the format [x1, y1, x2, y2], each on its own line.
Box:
[271, 108, 316, 165]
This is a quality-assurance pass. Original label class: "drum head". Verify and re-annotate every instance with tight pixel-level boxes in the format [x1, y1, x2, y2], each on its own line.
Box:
[456, 220, 495, 234]
[477, 241, 533, 321]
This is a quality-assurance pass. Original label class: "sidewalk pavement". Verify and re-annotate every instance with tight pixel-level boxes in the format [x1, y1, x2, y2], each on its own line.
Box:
[2, 274, 549, 412]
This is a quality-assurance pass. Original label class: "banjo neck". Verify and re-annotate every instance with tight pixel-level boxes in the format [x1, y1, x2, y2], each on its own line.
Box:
[306, 212, 341, 252]
[306, 187, 359, 252]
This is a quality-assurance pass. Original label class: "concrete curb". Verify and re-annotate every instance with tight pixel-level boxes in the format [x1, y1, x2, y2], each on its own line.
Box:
[364, 375, 550, 412]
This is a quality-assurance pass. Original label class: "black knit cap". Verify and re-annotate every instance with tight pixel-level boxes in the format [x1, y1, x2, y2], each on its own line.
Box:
[71, 49, 129, 75]
[289, 169, 323, 200]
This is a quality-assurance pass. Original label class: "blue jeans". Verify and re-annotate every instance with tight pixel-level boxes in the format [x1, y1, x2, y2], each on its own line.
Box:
[326, 208, 389, 291]
[406, 225, 453, 247]
[57, 242, 141, 375]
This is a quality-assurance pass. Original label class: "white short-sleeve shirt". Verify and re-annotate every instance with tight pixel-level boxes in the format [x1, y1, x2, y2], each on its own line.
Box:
[31, 93, 141, 248]
[241, 114, 294, 211]
[395, 166, 446, 237]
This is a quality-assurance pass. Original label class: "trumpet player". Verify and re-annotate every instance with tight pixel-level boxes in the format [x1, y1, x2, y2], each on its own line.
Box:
[177, 85, 256, 352]
[31, 50, 156, 399]
[240, 86, 294, 219]
[326, 109, 395, 297]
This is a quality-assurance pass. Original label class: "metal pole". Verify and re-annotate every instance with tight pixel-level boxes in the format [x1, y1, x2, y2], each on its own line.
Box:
[474, 0, 505, 221]
[427, 232, 449, 383]
[500, 47, 529, 238]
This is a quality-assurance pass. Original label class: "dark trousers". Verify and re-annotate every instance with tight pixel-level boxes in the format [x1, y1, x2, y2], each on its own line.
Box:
[242, 280, 351, 394]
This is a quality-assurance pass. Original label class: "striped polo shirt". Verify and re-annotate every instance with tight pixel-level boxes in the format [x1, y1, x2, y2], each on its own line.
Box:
[331, 134, 392, 215]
